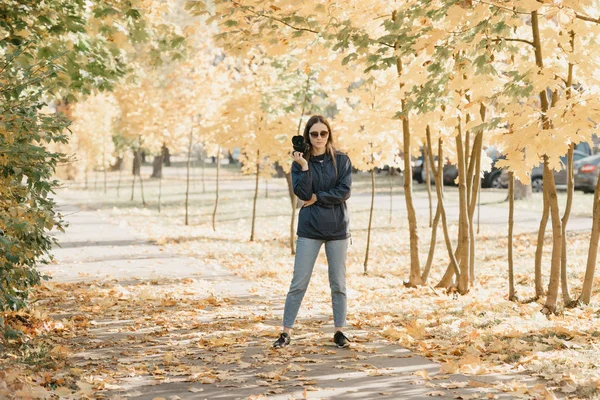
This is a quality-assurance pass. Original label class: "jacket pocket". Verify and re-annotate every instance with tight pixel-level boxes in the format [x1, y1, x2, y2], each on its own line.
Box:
[315, 205, 341, 234]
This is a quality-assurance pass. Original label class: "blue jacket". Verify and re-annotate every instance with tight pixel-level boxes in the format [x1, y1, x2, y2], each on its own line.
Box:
[292, 151, 352, 241]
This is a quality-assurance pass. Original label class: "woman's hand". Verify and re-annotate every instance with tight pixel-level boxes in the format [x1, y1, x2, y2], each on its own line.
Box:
[303, 194, 317, 207]
[291, 151, 308, 171]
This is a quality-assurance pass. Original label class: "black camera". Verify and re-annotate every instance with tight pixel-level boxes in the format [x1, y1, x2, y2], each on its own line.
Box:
[292, 135, 309, 154]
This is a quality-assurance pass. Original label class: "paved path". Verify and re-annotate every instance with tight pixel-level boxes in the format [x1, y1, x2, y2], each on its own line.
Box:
[39, 199, 551, 400]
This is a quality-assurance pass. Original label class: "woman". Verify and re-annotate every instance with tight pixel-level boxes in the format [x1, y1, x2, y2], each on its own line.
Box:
[273, 115, 352, 349]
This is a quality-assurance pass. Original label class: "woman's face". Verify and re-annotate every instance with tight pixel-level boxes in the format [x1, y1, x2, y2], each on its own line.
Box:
[308, 122, 329, 153]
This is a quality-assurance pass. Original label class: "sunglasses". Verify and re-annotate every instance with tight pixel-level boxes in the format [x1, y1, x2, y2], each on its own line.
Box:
[309, 130, 329, 138]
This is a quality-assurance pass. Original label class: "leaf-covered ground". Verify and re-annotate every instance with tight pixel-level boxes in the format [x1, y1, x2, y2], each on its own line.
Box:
[2, 167, 599, 399]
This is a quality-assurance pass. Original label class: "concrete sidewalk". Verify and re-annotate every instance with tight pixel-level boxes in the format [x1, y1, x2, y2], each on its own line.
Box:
[40, 201, 548, 400]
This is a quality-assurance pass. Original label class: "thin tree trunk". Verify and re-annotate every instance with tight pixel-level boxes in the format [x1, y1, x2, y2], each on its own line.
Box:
[158, 152, 165, 214]
[290, 195, 297, 255]
[389, 172, 393, 225]
[185, 123, 194, 226]
[468, 104, 486, 276]
[508, 171, 516, 301]
[542, 158, 563, 315]
[265, 179, 268, 199]
[402, 99, 422, 287]
[158, 170, 162, 213]
[250, 150, 260, 242]
[94, 170, 98, 191]
[131, 149, 140, 201]
[456, 117, 471, 295]
[534, 183, 549, 299]
[212, 146, 221, 231]
[392, 14, 421, 287]
[422, 139, 444, 283]
[426, 132, 460, 288]
[201, 149, 206, 194]
[130, 173, 136, 201]
[288, 69, 312, 255]
[151, 155, 163, 178]
[563, 36, 577, 307]
[561, 143, 575, 305]
[578, 170, 600, 304]
[364, 167, 375, 274]
[85, 166, 89, 189]
[532, 10, 552, 301]
[422, 204, 441, 283]
[425, 144, 433, 227]
[467, 126, 483, 286]
[139, 169, 146, 207]
[102, 136, 107, 194]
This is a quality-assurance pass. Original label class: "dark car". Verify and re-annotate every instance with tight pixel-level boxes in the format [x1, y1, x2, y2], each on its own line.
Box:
[412, 157, 425, 183]
[574, 154, 600, 193]
[439, 147, 505, 188]
[528, 149, 591, 192]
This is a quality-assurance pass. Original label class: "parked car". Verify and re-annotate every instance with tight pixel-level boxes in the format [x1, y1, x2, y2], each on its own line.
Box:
[413, 155, 459, 185]
[412, 157, 425, 183]
[439, 147, 505, 188]
[575, 154, 600, 193]
[499, 143, 593, 191]
[528, 149, 591, 192]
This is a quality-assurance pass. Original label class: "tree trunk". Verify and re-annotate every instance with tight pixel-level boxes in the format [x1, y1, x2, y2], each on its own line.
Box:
[425, 144, 433, 227]
[421, 138, 444, 283]
[139, 168, 146, 207]
[290, 195, 297, 255]
[508, 171, 516, 301]
[162, 144, 171, 167]
[364, 167, 375, 274]
[102, 137, 107, 194]
[389, 172, 393, 225]
[542, 158, 563, 315]
[392, 17, 421, 287]
[532, 10, 551, 301]
[534, 183, 549, 299]
[426, 132, 460, 288]
[212, 146, 221, 231]
[563, 37, 577, 307]
[578, 171, 600, 304]
[456, 118, 471, 295]
[250, 150, 260, 242]
[151, 156, 163, 178]
[132, 150, 141, 176]
[201, 154, 206, 194]
[158, 172, 162, 213]
[561, 143, 575, 305]
[467, 126, 483, 286]
[110, 156, 123, 172]
[185, 123, 194, 226]
[130, 173, 136, 201]
[401, 97, 422, 287]
[85, 166, 88, 189]
[422, 204, 441, 283]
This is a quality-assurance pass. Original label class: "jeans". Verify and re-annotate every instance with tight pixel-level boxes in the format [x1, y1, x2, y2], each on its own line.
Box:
[283, 237, 349, 329]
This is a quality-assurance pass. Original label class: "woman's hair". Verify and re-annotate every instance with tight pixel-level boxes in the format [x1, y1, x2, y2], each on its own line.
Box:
[303, 115, 338, 175]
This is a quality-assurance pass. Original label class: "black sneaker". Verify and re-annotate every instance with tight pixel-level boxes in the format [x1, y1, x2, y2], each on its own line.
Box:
[273, 332, 290, 348]
[333, 331, 350, 348]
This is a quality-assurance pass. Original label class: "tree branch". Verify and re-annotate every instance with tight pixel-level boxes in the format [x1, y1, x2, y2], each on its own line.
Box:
[474, 0, 531, 15]
[493, 37, 535, 47]
[576, 13, 600, 25]
[231, 0, 319, 34]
